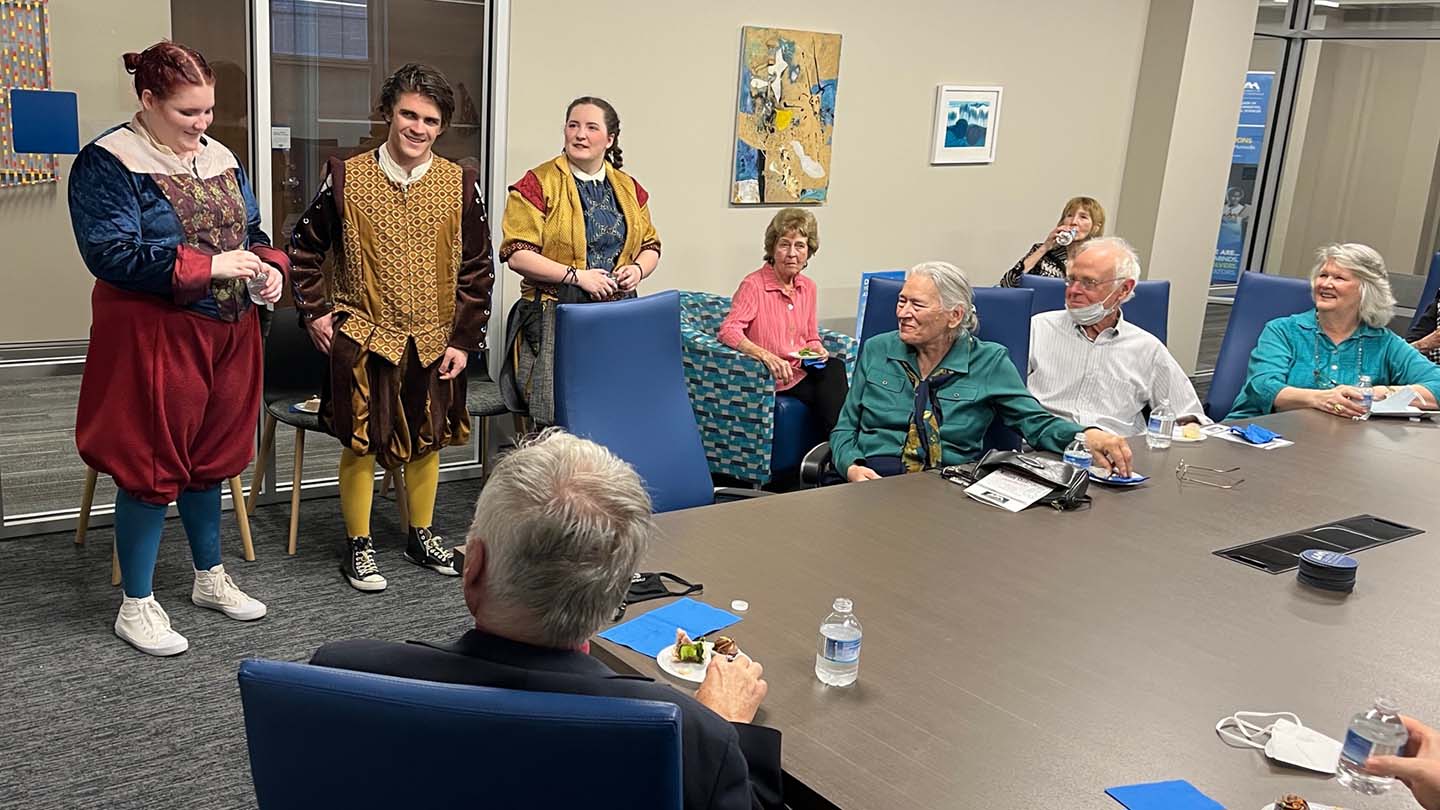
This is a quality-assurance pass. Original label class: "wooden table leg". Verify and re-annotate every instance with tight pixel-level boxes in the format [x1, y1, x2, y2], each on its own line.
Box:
[228, 476, 256, 562]
[76, 466, 98, 545]
[288, 429, 305, 556]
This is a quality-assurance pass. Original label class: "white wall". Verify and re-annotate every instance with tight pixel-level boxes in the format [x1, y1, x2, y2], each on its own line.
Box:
[502, 0, 1151, 326]
[0, 1, 170, 343]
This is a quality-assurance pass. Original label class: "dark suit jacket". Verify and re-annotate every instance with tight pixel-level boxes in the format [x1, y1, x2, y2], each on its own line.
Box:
[311, 631, 783, 810]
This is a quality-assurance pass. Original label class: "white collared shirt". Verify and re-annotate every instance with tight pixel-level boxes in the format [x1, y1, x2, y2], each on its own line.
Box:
[1027, 309, 1210, 436]
[570, 162, 606, 184]
[378, 141, 432, 187]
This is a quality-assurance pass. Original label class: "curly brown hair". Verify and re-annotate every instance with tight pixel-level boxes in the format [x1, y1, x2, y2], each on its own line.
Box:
[763, 208, 819, 264]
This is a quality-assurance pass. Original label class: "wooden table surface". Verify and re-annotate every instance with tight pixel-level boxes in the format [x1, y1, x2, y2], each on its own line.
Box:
[593, 409, 1440, 810]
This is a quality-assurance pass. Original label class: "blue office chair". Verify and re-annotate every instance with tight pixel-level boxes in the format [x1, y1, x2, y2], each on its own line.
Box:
[858, 276, 904, 352]
[1204, 272, 1314, 421]
[1017, 274, 1067, 314]
[1408, 252, 1440, 334]
[555, 291, 760, 511]
[1019, 275, 1171, 343]
[238, 658, 682, 810]
[1124, 280, 1171, 344]
[973, 286, 1035, 452]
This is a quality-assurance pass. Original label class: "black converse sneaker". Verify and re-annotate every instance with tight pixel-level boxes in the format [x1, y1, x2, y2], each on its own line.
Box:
[341, 536, 387, 592]
[404, 527, 460, 576]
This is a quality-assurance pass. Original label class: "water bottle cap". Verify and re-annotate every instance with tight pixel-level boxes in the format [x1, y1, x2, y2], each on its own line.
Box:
[1374, 695, 1401, 713]
[1073, 432, 1086, 441]
[832, 597, 853, 613]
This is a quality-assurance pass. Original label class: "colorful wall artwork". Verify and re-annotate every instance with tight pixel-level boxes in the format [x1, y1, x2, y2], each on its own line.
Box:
[930, 85, 1002, 165]
[0, 0, 55, 188]
[732, 26, 841, 205]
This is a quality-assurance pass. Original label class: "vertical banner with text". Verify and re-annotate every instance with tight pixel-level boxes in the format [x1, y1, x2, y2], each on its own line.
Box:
[1212, 71, 1274, 284]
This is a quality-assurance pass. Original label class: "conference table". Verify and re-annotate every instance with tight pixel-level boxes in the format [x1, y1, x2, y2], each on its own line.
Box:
[593, 409, 1440, 810]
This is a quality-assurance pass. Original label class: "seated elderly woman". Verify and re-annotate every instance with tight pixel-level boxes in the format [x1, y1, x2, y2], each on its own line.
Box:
[1228, 243, 1440, 420]
[998, 196, 1105, 288]
[718, 208, 848, 436]
[831, 261, 1133, 482]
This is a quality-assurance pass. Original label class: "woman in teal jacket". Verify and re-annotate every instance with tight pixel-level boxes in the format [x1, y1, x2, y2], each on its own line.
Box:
[831, 262, 1133, 482]
[1228, 243, 1440, 420]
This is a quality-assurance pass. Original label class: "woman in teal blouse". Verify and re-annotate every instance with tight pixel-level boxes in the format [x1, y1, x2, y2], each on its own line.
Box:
[831, 262, 1133, 482]
[1228, 243, 1440, 420]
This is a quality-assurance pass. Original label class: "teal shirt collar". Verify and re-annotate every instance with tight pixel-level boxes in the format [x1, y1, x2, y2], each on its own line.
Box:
[876, 331, 973, 375]
[1294, 309, 1386, 343]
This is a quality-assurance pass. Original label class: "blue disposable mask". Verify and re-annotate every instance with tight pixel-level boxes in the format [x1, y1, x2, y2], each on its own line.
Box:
[1230, 424, 1281, 444]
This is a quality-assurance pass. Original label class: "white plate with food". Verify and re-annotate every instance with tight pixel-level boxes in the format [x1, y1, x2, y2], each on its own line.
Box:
[1170, 424, 1206, 442]
[655, 630, 739, 684]
[292, 395, 321, 414]
[788, 349, 825, 360]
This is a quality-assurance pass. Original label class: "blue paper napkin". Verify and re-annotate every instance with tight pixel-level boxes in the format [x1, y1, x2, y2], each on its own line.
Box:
[1105, 780, 1223, 810]
[597, 597, 741, 657]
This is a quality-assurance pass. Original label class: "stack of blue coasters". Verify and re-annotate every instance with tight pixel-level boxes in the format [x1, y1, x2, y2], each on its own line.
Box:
[1297, 548, 1357, 593]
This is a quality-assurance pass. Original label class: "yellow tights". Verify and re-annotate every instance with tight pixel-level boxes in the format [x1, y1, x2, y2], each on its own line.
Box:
[337, 449, 440, 537]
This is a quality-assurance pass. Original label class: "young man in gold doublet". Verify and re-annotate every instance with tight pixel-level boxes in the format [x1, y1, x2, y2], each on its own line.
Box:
[289, 64, 494, 592]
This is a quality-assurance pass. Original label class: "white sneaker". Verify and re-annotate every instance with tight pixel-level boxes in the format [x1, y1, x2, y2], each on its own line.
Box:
[192, 564, 268, 621]
[114, 595, 189, 657]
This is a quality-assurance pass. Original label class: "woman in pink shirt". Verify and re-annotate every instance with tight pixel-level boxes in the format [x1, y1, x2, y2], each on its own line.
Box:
[718, 208, 849, 436]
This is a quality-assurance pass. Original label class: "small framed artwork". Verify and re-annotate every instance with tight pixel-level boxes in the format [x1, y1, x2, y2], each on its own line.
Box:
[931, 85, 1002, 165]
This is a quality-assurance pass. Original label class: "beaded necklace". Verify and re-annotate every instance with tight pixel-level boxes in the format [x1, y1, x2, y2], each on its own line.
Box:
[1312, 332, 1365, 388]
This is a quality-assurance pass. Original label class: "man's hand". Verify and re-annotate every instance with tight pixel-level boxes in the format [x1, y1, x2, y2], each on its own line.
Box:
[306, 312, 335, 355]
[438, 347, 469, 380]
[1367, 715, 1440, 810]
[1082, 428, 1133, 478]
[695, 653, 768, 725]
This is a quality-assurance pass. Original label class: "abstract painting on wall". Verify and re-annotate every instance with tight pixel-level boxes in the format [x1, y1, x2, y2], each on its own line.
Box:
[0, 0, 56, 188]
[732, 26, 841, 205]
[931, 85, 1002, 165]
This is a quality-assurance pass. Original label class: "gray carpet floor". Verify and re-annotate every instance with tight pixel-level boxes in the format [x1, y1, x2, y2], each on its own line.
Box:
[0, 479, 485, 810]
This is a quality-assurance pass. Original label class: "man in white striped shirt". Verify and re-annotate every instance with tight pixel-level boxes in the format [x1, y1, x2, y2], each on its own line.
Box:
[1026, 237, 1208, 437]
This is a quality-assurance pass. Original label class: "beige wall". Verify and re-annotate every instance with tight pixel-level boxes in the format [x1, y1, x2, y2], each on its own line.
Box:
[1116, 0, 1255, 372]
[502, 0, 1151, 326]
[0, 0, 169, 343]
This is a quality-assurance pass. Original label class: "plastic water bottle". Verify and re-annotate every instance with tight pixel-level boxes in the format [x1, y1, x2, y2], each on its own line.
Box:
[1146, 398, 1176, 449]
[1055, 227, 1077, 247]
[1061, 432, 1092, 472]
[1337, 696, 1409, 794]
[815, 597, 862, 687]
[247, 266, 270, 306]
[1357, 374, 1374, 414]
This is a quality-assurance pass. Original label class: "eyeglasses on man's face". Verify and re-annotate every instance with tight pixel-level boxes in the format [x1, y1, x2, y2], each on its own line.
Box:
[1064, 275, 1121, 292]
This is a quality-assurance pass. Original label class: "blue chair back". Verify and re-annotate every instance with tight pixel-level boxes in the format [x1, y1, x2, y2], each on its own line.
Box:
[555, 291, 714, 512]
[857, 277, 903, 354]
[1017, 274, 1067, 314]
[1124, 280, 1171, 344]
[973, 287, 1034, 452]
[1409, 252, 1440, 333]
[238, 658, 683, 810]
[1205, 272, 1314, 421]
[1020, 275, 1171, 343]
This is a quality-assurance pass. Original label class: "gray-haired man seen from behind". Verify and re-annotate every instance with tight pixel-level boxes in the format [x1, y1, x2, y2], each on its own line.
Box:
[310, 429, 783, 810]
[1027, 236, 1208, 436]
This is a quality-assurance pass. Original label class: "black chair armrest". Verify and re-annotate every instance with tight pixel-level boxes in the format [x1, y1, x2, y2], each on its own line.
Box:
[799, 442, 833, 487]
[713, 487, 771, 503]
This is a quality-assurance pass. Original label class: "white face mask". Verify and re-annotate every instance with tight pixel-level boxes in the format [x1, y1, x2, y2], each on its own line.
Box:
[1215, 711, 1342, 774]
[1065, 285, 1122, 326]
